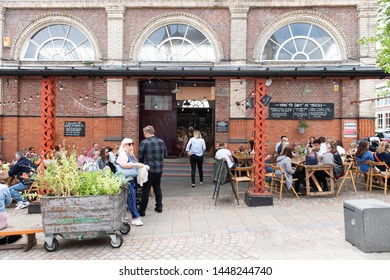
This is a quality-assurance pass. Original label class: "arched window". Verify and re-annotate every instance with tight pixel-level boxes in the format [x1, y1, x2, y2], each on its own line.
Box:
[21, 24, 95, 61]
[139, 24, 215, 61]
[262, 23, 341, 61]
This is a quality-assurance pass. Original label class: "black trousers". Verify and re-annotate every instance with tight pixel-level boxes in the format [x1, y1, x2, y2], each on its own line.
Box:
[190, 154, 204, 184]
[312, 170, 329, 191]
[139, 172, 163, 212]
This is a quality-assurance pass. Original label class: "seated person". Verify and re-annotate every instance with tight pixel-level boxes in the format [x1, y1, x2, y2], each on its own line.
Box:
[355, 140, 374, 173]
[277, 137, 289, 154]
[215, 142, 237, 169]
[275, 147, 304, 194]
[345, 142, 357, 161]
[8, 151, 36, 209]
[83, 150, 100, 172]
[374, 141, 390, 171]
[0, 184, 23, 245]
[306, 139, 329, 191]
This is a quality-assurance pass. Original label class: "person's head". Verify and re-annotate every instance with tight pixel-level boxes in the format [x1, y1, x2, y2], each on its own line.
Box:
[20, 148, 28, 156]
[336, 140, 343, 148]
[309, 136, 315, 143]
[90, 150, 100, 160]
[54, 145, 60, 152]
[15, 151, 24, 161]
[280, 142, 290, 154]
[106, 146, 113, 152]
[281, 146, 294, 158]
[318, 136, 326, 144]
[81, 147, 88, 155]
[312, 139, 321, 152]
[281, 137, 288, 143]
[280, 135, 287, 140]
[377, 141, 390, 154]
[356, 140, 369, 158]
[327, 142, 336, 154]
[143, 125, 155, 138]
[119, 138, 134, 154]
[100, 147, 109, 160]
[92, 143, 99, 150]
[28, 147, 36, 154]
[218, 142, 227, 149]
[349, 142, 357, 149]
[248, 139, 254, 150]
[193, 130, 201, 139]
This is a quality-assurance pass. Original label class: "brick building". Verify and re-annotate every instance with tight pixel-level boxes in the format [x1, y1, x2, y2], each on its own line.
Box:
[0, 0, 381, 160]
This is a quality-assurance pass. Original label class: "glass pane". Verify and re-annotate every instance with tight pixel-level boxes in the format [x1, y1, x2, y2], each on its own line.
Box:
[145, 95, 172, 110]
[290, 23, 311, 37]
[272, 26, 290, 43]
[278, 49, 292, 60]
[294, 38, 306, 52]
[68, 27, 86, 45]
[149, 27, 169, 45]
[187, 26, 206, 45]
[322, 40, 340, 60]
[262, 40, 278, 60]
[24, 42, 38, 58]
[31, 28, 50, 45]
[293, 53, 307, 60]
[309, 26, 330, 44]
[308, 48, 322, 60]
[49, 24, 68, 38]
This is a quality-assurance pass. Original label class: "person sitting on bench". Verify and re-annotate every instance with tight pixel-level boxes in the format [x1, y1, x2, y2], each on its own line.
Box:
[0, 184, 22, 245]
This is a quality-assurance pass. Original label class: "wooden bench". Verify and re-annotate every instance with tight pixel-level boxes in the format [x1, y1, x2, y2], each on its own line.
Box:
[0, 228, 44, 251]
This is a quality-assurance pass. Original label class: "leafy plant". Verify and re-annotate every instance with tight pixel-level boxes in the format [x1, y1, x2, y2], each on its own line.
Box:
[298, 119, 309, 128]
[33, 147, 127, 197]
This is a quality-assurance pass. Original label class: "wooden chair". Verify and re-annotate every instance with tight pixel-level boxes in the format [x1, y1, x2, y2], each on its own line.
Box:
[264, 163, 274, 191]
[335, 160, 357, 196]
[230, 165, 255, 195]
[353, 159, 371, 191]
[366, 160, 388, 195]
[270, 165, 299, 200]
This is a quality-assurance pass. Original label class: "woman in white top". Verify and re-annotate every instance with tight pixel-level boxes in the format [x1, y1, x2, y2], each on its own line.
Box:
[186, 130, 206, 188]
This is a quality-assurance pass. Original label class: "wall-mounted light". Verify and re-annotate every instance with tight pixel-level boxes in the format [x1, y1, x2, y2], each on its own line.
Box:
[172, 83, 181, 94]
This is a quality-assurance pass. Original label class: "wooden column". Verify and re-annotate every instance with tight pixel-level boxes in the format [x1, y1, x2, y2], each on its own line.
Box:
[40, 78, 56, 159]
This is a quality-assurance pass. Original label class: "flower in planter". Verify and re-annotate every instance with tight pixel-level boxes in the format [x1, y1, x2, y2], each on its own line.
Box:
[298, 119, 309, 128]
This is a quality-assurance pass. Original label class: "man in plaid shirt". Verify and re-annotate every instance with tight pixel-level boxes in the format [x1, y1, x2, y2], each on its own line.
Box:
[138, 125, 168, 216]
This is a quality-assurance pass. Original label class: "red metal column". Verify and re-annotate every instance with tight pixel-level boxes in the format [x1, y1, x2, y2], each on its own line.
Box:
[40, 78, 56, 159]
[252, 78, 269, 194]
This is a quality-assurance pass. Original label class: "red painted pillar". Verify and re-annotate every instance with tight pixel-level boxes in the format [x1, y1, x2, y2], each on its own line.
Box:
[40, 78, 56, 159]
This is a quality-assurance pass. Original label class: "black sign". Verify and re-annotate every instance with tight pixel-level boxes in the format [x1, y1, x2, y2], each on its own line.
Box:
[64, 121, 85, 137]
[268, 103, 334, 120]
[216, 121, 229, 132]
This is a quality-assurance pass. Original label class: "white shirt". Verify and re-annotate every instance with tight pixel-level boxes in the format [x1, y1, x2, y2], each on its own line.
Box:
[215, 148, 234, 168]
[186, 137, 206, 156]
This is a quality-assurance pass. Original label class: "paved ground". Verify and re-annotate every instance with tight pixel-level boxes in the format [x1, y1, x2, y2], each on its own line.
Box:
[1, 175, 390, 260]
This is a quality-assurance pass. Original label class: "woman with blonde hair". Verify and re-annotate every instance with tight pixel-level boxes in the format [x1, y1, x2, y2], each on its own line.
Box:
[374, 141, 390, 171]
[186, 130, 206, 188]
[116, 138, 146, 226]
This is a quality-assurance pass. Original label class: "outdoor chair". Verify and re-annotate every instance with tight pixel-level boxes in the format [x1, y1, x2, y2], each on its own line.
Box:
[335, 160, 357, 196]
[230, 165, 255, 195]
[270, 165, 299, 200]
[366, 160, 389, 195]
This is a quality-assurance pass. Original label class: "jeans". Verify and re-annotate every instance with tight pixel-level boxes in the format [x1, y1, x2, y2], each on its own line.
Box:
[9, 182, 29, 203]
[139, 172, 163, 212]
[127, 179, 140, 219]
[190, 154, 204, 184]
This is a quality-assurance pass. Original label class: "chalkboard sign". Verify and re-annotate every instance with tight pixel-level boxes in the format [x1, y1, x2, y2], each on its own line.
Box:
[64, 121, 85, 137]
[268, 103, 334, 120]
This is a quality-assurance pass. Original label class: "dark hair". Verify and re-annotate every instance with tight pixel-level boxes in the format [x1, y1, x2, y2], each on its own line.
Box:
[356, 140, 369, 158]
[281, 146, 294, 158]
[248, 139, 254, 151]
[218, 142, 225, 147]
[100, 147, 109, 163]
[318, 136, 326, 143]
[336, 140, 343, 148]
[313, 139, 321, 145]
[280, 135, 287, 140]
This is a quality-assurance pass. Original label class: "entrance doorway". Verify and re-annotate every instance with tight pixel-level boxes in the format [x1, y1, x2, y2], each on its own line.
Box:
[139, 80, 215, 157]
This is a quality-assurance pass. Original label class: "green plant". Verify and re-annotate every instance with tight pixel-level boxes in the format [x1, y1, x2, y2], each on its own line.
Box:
[33, 147, 128, 196]
[298, 119, 309, 128]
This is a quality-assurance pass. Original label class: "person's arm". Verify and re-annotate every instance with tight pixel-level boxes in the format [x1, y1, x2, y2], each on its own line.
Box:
[284, 159, 295, 174]
[138, 142, 145, 163]
[117, 151, 142, 169]
[185, 138, 193, 154]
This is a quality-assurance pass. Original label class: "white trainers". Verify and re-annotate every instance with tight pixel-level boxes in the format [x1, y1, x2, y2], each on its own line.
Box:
[15, 201, 23, 207]
[200, 181, 204, 185]
[131, 218, 143, 226]
[16, 201, 29, 210]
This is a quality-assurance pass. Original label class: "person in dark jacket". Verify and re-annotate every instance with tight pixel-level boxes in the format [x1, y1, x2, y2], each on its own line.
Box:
[8, 151, 36, 209]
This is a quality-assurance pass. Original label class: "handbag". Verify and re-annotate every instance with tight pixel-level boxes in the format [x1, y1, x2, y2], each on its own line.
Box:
[115, 154, 138, 178]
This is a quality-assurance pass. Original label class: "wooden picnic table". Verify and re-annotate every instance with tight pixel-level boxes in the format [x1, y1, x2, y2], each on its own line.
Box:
[291, 158, 335, 197]
[233, 152, 254, 167]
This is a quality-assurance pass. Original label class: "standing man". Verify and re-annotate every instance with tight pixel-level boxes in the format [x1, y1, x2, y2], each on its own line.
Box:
[138, 125, 167, 216]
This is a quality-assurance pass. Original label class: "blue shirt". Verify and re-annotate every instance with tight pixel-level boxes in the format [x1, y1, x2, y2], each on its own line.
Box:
[355, 151, 374, 172]
[186, 137, 206, 156]
[0, 184, 11, 213]
[138, 136, 168, 173]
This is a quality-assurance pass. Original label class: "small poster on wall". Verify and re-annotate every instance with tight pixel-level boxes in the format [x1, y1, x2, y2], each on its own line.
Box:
[216, 121, 229, 132]
[344, 121, 357, 138]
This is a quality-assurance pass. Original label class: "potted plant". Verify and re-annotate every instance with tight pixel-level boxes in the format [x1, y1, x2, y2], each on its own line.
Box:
[298, 119, 308, 134]
[32, 147, 130, 251]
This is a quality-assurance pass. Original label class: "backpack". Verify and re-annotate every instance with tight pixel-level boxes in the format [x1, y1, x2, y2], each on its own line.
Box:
[306, 152, 318, 165]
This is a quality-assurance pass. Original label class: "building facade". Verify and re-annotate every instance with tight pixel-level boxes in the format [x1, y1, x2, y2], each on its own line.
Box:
[0, 0, 379, 160]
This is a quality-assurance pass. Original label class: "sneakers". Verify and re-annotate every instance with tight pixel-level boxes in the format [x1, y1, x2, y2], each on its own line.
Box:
[192, 184, 196, 188]
[15, 201, 23, 207]
[131, 218, 143, 226]
[15, 201, 29, 210]
[200, 181, 204, 185]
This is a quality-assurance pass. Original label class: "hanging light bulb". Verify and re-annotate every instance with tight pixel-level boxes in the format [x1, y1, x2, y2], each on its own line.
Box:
[29, 96, 32, 100]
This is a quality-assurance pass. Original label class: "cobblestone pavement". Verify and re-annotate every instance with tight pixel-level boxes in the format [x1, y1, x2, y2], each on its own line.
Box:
[1, 177, 390, 260]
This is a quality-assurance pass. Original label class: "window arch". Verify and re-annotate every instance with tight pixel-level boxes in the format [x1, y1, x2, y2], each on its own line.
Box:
[253, 11, 349, 62]
[262, 22, 340, 61]
[21, 24, 95, 61]
[139, 23, 215, 62]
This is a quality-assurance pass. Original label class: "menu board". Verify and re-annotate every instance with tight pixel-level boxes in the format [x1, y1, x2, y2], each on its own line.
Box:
[268, 103, 334, 120]
[64, 121, 85, 137]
